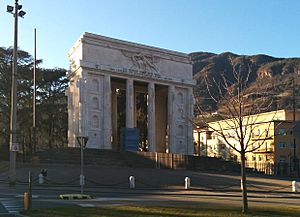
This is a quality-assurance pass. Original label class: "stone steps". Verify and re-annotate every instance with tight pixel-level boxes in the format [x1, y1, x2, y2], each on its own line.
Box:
[33, 148, 241, 172]
[36, 148, 126, 166]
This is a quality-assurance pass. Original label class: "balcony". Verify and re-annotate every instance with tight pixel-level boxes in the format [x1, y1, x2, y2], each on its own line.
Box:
[253, 148, 274, 154]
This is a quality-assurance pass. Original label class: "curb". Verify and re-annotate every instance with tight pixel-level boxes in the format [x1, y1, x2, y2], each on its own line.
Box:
[59, 194, 92, 200]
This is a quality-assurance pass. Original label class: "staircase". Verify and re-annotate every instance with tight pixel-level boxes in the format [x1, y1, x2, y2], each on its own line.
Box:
[36, 148, 126, 167]
[34, 148, 240, 172]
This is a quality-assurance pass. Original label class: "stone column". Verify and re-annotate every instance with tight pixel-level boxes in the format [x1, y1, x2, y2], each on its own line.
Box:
[111, 85, 118, 150]
[78, 77, 87, 138]
[66, 87, 74, 147]
[168, 85, 176, 153]
[147, 82, 156, 152]
[186, 87, 194, 155]
[103, 74, 112, 149]
[126, 78, 134, 128]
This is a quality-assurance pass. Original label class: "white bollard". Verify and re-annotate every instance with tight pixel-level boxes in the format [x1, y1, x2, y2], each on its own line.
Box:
[185, 177, 190, 189]
[38, 173, 44, 184]
[80, 174, 85, 186]
[292, 181, 298, 192]
[129, 176, 135, 189]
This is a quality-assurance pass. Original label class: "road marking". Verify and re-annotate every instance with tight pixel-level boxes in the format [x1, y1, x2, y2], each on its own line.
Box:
[93, 197, 140, 201]
[78, 203, 95, 207]
[0, 198, 23, 214]
[16, 194, 39, 198]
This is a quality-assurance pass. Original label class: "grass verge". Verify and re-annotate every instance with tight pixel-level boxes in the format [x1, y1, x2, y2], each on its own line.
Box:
[25, 205, 300, 217]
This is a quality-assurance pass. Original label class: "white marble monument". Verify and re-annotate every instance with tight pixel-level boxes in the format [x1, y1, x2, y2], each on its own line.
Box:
[66, 32, 195, 155]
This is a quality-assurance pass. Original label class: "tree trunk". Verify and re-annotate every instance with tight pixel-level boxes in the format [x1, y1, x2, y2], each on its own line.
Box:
[241, 152, 248, 213]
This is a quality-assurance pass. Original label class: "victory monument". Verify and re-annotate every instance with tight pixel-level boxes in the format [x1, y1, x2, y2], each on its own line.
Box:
[66, 33, 195, 154]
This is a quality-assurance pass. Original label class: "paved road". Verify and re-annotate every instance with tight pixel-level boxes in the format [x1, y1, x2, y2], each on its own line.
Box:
[0, 183, 299, 215]
[0, 197, 23, 215]
[0, 165, 299, 214]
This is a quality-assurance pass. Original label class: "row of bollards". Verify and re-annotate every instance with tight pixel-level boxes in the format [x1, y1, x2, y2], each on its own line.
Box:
[129, 176, 191, 189]
[22, 173, 299, 212]
[129, 176, 299, 192]
[38, 173, 300, 192]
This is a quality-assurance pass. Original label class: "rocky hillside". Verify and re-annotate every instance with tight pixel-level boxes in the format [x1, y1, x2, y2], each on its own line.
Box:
[190, 52, 300, 112]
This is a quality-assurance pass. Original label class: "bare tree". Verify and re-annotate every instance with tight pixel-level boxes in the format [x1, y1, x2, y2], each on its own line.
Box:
[196, 60, 276, 213]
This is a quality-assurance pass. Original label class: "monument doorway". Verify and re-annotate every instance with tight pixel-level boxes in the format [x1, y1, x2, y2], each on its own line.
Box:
[111, 78, 126, 150]
[155, 84, 168, 153]
[134, 81, 148, 152]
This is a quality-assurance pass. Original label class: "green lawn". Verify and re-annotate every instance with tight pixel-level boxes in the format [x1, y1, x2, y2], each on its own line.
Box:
[25, 205, 300, 217]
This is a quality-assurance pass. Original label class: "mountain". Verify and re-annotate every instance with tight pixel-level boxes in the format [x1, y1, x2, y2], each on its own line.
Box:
[190, 52, 300, 112]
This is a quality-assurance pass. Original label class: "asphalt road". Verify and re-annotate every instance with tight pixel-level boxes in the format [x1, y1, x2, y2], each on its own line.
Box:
[0, 164, 299, 215]
[0, 183, 299, 215]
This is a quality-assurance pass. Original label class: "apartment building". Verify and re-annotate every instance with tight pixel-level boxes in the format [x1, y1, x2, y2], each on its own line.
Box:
[195, 109, 300, 175]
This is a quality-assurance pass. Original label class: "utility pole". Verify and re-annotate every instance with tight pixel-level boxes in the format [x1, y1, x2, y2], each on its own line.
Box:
[33, 28, 37, 154]
[7, 0, 26, 184]
[292, 76, 297, 174]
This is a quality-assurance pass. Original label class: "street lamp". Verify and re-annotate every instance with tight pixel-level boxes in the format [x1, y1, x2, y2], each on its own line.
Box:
[7, 0, 26, 184]
[76, 136, 88, 194]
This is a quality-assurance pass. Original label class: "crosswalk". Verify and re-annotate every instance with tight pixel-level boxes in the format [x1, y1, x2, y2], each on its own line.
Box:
[0, 197, 23, 214]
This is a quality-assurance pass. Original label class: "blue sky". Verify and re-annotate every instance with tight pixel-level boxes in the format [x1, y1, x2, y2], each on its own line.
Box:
[1, 0, 299, 69]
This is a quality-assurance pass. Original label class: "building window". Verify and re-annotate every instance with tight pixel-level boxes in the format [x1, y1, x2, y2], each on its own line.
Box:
[279, 156, 286, 163]
[252, 129, 260, 138]
[278, 142, 285, 148]
[92, 97, 99, 110]
[92, 115, 99, 128]
[252, 155, 256, 161]
[290, 143, 296, 149]
[266, 155, 270, 161]
[177, 92, 184, 104]
[258, 155, 262, 161]
[92, 79, 99, 92]
[278, 128, 286, 135]
[177, 125, 184, 136]
[207, 132, 212, 139]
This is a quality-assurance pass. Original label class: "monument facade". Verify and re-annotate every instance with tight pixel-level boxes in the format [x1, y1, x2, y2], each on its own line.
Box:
[66, 33, 195, 154]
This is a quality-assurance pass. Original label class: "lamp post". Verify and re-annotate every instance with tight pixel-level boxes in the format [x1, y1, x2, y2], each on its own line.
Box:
[7, 0, 26, 184]
[292, 76, 298, 175]
[76, 136, 88, 194]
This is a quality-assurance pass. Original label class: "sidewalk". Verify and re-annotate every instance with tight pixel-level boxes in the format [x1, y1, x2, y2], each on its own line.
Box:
[0, 163, 297, 194]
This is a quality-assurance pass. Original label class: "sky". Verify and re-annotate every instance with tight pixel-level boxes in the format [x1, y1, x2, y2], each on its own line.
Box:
[1, 0, 299, 69]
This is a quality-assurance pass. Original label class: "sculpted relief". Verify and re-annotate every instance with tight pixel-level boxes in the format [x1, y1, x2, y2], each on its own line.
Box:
[69, 59, 77, 71]
[121, 50, 160, 77]
[131, 53, 158, 72]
